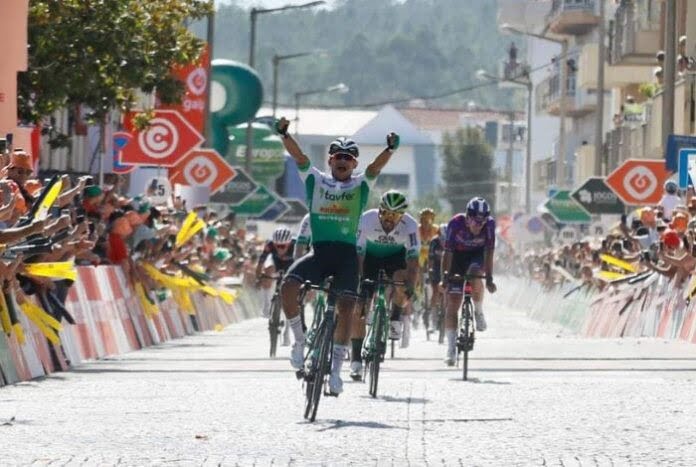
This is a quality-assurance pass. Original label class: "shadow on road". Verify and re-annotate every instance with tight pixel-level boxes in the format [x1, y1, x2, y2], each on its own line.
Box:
[311, 419, 404, 432]
[448, 377, 512, 385]
[358, 395, 431, 404]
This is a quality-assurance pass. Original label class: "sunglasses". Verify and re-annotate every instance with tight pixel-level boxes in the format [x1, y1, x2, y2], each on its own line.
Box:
[331, 153, 356, 162]
[275, 243, 290, 249]
[9, 167, 32, 175]
[329, 144, 358, 157]
[379, 210, 403, 220]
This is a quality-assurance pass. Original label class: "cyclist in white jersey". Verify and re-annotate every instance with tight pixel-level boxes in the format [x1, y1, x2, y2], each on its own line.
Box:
[350, 190, 420, 380]
[275, 117, 400, 396]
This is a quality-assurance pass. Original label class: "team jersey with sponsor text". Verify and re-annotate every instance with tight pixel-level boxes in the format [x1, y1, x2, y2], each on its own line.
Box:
[444, 214, 496, 252]
[356, 209, 420, 259]
[298, 163, 375, 245]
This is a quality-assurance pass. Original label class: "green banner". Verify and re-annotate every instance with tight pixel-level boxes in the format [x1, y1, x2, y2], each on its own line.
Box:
[226, 124, 285, 187]
[232, 185, 278, 217]
[544, 190, 591, 224]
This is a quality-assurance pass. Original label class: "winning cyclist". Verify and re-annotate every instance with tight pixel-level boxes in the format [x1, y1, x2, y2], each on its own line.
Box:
[349, 190, 419, 380]
[441, 197, 497, 366]
[275, 116, 399, 396]
[255, 226, 296, 318]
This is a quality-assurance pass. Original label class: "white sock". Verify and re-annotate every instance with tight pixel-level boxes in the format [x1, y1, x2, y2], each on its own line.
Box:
[446, 329, 456, 353]
[288, 315, 305, 344]
[332, 344, 348, 375]
[474, 301, 483, 314]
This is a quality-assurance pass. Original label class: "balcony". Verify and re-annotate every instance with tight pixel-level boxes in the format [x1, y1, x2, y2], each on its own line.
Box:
[536, 71, 597, 117]
[578, 42, 655, 89]
[547, 0, 600, 36]
[608, 0, 660, 66]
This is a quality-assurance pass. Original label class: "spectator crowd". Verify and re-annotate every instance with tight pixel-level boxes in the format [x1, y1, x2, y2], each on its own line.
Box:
[0, 144, 269, 348]
[501, 180, 696, 296]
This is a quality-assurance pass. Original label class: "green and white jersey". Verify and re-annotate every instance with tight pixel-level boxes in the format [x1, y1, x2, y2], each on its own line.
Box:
[296, 213, 311, 246]
[357, 209, 420, 259]
[298, 163, 376, 245]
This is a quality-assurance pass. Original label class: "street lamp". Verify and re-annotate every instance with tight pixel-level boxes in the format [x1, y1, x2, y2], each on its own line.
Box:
[500, 23, 568, 190]
[294, 83, 349, 136]
[272, 50, 327, 118]
[476, 69, 533, 215]
[245, 1, 326, 173]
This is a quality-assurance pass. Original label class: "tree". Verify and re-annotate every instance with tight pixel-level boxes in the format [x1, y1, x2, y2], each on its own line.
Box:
[19, 0, 212, 125]
[441, 127, 497, 213]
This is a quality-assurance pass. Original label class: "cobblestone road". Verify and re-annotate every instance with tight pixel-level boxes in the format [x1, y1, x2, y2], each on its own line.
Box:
[2, 296, 696, 466]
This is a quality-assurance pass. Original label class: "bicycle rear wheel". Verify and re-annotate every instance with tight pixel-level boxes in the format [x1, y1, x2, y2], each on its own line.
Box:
[268, 296, 281, 358]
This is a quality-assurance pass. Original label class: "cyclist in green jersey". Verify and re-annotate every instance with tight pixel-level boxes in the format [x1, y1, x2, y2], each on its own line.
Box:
[275, 116, 400, 396]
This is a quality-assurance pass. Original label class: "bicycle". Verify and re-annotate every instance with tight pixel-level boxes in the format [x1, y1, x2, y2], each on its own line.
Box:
[361, 270, 405, 398]
[296, 277, 337, 422]
[448, 274, 485, 381]
[259, 272, 284, 358]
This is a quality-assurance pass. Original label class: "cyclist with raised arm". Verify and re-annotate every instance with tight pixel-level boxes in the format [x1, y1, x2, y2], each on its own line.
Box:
[275, 117, 399, 396]
[255, 226, 296, 318]
[349, 190, 419, 380]
[440, 197, 497, 366]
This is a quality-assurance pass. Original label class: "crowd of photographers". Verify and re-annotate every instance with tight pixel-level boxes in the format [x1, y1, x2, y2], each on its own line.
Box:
[0, 146, 269, 329]
[505, 180, 696, 293]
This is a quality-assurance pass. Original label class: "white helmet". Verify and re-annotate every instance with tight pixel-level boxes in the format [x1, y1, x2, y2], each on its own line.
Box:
[328, 137, 359, 158]
[272, 227, 292, 244]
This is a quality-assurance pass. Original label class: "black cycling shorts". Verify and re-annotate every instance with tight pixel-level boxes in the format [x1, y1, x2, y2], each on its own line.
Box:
[360, 251, 407, 298]
[447, 249, 485, 294]
[285, 241, 359, 296]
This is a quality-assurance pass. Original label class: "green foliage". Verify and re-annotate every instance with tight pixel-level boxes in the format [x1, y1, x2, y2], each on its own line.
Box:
[20, 0, 212, 123]
[638, 82, 659, 99]
[203, 0, 519, 108]
[441, 127, 496, 213]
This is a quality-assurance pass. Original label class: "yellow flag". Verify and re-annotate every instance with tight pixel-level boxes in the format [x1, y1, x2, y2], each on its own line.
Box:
[12, 323, 25, 345]
[0, 293, 11, 335]
[597, 270, 627, 281]
[599, 254, 637, 273]
[177, 219, 206, 248]
[24, 262, 78, 281]
[20, 303, 61, 345]
[35, 179, 63, 221]
[175, 212, 200, 247]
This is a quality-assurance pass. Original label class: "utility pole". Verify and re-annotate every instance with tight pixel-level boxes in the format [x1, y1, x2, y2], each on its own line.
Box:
[662, 0, 677, 151]
[594, 0, 606, 176]
[507, 111, 515, 214]
[203, 0, 215, 145]
[525, 81, 533, 214]
[557, 40, 568, 189]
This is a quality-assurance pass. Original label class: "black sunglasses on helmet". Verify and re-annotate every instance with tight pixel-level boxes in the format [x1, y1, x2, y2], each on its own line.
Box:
[329, 144, 358, 157]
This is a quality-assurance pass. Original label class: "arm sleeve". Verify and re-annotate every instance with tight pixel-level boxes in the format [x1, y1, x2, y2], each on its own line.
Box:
[486, 218, 496, 250]
[297, 164, 318, 182]
[444, 218, 457, 251]
[296, 214, 311, 245]
[356, 215, 367, 257]
[405, 218, 420, 260]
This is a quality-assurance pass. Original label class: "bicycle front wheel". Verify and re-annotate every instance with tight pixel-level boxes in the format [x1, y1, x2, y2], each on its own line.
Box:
[305, 324, 330, 422]
[368, 309, 386, 398]
[268, 296, 281, 358]
[462, 304, 472, 381]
